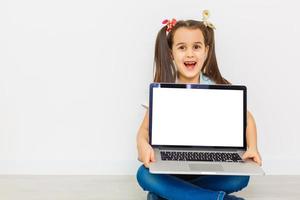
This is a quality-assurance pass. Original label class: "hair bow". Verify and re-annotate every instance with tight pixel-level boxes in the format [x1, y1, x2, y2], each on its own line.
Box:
[202, 10, 216, 29]
[162, 18, 177, 33]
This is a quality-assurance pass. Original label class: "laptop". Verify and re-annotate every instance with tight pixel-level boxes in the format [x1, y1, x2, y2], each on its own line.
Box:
[149, 83, 265, 176]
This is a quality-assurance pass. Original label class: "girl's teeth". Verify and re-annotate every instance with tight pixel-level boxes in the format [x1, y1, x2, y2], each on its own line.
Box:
[184, 62, 196, 68]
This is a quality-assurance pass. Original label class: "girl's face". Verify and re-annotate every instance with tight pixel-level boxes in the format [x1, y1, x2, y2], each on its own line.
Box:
[171, 27, 209, 83]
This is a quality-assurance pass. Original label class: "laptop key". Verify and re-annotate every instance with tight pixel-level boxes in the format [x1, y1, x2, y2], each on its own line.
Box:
[160, 151, 243, 162]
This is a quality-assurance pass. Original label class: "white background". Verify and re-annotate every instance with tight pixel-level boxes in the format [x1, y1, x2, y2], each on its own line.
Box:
[0, 0, 299, 175]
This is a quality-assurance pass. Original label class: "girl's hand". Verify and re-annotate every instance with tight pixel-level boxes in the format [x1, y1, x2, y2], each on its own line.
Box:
[242, 148, 262, 166]
[137, 140, 156, 168]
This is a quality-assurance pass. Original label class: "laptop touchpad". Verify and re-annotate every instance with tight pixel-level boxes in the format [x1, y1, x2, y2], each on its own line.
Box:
[189, 164, 224, 171]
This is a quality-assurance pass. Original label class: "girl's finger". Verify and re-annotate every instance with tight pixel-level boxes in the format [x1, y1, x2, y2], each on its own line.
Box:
[242, 152, 250, 159]
[150, 149, 156, 162]
[143, 152, 151, 168]
[254, 156, 262, 166]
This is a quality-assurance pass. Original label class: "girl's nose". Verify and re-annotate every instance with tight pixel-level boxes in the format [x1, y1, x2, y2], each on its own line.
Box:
[186, 49, 194, 57]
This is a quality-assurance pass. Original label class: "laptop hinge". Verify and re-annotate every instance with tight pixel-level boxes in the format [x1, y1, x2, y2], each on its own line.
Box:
[157, 146, 243, 152]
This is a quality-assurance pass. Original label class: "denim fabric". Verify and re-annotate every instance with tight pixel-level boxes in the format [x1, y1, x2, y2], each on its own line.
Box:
[137, 165, 249, 200]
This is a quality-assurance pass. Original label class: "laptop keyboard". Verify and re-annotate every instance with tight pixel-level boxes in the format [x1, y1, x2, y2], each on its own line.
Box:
[160, 151, 244, 162]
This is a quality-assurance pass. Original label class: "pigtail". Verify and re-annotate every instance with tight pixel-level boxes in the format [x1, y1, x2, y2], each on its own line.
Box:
[153, 26, 176, 83]
[201, 25, 230, 84]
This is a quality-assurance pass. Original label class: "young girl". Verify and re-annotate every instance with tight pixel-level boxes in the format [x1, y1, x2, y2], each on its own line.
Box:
[136, 10, 262, 200]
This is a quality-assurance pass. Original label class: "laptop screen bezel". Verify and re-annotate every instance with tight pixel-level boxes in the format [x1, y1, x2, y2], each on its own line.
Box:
[149, 83, 247, 150]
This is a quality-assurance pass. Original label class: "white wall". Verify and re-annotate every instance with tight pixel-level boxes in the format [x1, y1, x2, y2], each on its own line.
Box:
[0, 0, 299, 175]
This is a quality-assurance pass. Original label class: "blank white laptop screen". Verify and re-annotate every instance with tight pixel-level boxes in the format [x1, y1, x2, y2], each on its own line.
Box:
[151, 87, 244, 147]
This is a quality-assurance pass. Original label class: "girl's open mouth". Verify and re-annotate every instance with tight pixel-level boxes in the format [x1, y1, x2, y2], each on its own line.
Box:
[184, 61, 197, 70]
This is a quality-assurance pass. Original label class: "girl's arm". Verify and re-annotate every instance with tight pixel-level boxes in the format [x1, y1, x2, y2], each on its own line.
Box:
[136, 110, 149, 144]
[246, 111, 258, 149]
[136, 110, 156, 168]
[242, 111, 262, 165]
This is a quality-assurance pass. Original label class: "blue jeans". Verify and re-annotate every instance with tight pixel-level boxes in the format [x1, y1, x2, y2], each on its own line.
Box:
[136, 165, 250, 200]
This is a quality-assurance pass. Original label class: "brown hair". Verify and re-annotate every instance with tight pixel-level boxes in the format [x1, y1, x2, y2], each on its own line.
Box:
[154, 20, 230, 84]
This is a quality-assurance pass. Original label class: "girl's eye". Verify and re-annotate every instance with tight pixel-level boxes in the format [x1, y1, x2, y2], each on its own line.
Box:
[178, 46, 186, 50]
[194, 45, 201, 50]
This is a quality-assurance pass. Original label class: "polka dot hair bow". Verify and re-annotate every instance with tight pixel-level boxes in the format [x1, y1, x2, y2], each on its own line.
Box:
[162, 18, 177, 33]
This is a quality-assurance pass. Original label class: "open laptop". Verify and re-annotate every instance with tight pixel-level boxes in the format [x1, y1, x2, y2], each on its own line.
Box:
[149, 83, 265, 176]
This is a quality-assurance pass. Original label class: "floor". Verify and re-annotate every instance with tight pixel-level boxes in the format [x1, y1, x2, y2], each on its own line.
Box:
[0, 175, 299, 200]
